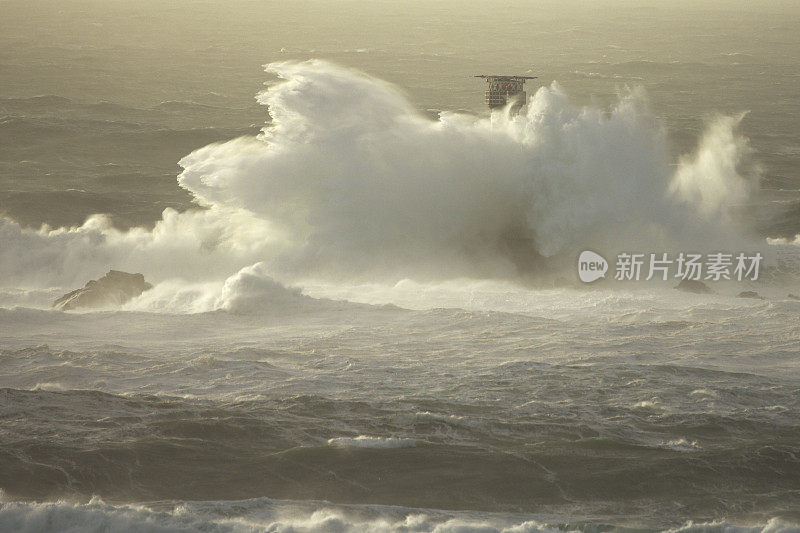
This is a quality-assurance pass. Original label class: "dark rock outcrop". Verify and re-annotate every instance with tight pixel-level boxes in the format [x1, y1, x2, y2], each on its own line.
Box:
[53, 270, 152, 310]
[675, 279, 713, 294]
[737, 290, 765, 300]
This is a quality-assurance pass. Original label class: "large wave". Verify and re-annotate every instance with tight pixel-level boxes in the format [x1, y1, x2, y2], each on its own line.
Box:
[0, 60, 764, 293]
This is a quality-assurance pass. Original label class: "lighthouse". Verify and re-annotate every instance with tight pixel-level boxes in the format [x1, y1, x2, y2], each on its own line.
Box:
[475, 75, 537, 112]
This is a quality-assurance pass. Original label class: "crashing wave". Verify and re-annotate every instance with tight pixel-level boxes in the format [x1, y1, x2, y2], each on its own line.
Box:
[0, 60, 768, 301]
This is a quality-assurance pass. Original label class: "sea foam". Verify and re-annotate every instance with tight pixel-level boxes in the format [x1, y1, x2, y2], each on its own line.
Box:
[0, 60, 764, 298]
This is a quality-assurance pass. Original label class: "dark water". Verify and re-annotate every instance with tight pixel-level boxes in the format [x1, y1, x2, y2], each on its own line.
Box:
[1, 297, 800, 530]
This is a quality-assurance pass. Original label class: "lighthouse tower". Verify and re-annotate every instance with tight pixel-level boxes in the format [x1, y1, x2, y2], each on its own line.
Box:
[475, 75, 537, 111]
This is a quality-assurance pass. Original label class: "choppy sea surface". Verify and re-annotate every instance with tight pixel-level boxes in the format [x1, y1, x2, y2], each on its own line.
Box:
[2, 0, 800, 531]
[2, 285, 800, 531]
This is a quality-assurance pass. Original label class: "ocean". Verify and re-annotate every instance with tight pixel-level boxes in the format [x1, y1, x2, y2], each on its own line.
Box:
[1, 0, 800, 531]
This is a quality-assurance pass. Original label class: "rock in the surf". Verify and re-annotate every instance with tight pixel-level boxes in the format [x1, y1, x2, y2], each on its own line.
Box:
[53, 270, 152, 310]
[675, 279, 713, 294]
